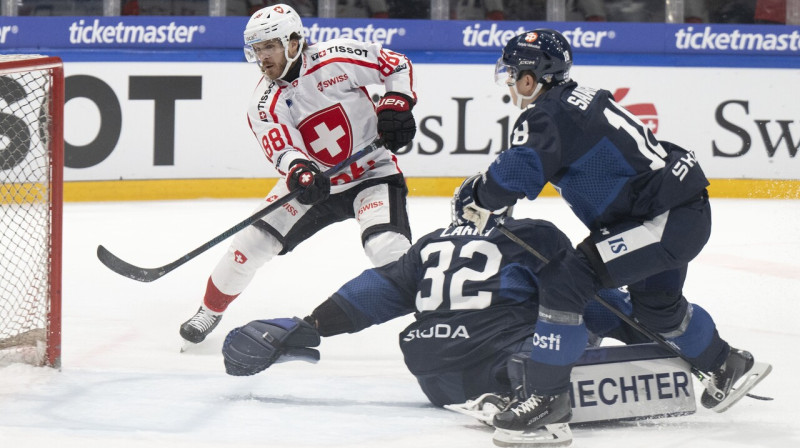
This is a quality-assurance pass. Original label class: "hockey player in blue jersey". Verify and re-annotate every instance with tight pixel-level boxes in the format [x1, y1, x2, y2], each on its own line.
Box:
[220, 212, 650, 437]
[451, 28, 771, 443]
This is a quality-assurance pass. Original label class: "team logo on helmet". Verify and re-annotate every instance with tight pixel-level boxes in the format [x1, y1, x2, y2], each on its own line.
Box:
[297, 104, 353, 167]
[525, 32, 538, 42]
[274, 5, 285, 13]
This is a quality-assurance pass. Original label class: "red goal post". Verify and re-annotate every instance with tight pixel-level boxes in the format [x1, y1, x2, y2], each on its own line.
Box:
[0, 54, 63, 368]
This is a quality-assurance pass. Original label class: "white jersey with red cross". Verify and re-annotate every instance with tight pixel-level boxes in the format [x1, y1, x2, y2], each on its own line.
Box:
[246, 38, 416, 194]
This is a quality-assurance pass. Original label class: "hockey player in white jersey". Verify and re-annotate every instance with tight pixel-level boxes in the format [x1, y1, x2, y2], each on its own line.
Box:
[180, 4, 418, 346]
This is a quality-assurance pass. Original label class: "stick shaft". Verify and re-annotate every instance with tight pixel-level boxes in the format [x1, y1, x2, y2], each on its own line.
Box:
[98, 140, 384, 282]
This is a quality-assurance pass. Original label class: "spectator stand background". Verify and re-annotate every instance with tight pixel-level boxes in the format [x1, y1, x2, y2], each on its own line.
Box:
[4, 0, 800, 24]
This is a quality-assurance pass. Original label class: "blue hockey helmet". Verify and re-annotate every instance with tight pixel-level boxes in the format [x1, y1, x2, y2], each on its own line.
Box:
[495, 29, 572, 88]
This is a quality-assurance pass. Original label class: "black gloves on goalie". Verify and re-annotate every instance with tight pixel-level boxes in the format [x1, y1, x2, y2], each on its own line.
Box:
[222, 317, 321, 376]
[287, 159, 330, 205]
[376, 92, 416, 153]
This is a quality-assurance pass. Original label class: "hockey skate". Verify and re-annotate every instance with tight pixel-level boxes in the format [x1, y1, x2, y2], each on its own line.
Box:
[444, 393, 512, 426]
[700, 347, 772, 413]
[179, 306, 223, 347]
[492, 392, 573, 447]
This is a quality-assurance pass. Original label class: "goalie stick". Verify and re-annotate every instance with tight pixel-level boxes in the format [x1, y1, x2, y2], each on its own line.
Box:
[97, 139, 384, 282]
[494, 220, 772, 407]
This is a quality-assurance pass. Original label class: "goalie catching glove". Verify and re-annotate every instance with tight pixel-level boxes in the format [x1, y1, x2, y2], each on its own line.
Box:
[222, 317, 321, 376]
[376, 92, 416, 153]
[452, 173, 516, 233]
[452, 173, 499, 233]
[287, 160, 330, 205]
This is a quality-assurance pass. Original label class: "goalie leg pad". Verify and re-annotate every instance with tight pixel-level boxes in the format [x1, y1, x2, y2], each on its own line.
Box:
[222, 317, 321, 376]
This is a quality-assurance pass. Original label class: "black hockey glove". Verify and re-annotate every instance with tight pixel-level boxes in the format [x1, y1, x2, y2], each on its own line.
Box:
[222, 317, 321, 376]
[286, 159, 330, 205]
[376, 92, 416, 153]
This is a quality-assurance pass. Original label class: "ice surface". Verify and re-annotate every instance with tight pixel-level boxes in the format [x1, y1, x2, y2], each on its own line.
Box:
[1, 197, 798, 448]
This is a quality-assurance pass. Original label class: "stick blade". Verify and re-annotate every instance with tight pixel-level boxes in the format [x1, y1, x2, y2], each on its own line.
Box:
[96, 245, 166, 282]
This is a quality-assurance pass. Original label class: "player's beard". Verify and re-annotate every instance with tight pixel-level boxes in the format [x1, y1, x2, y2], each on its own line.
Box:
[258, 56, 287, 81]
[260, 62, 284, 81]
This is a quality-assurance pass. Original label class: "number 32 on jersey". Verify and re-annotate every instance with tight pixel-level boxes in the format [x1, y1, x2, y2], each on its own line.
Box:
[415, 240, 502, 312]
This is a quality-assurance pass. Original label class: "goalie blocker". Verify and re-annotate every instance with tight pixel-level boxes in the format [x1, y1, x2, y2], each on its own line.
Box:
[222, 317, 321, 376]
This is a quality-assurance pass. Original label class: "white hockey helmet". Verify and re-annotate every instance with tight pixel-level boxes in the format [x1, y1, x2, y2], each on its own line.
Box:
[243, 4, 305, 79]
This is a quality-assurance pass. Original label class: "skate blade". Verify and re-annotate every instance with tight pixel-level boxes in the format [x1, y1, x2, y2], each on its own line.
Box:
[444, 402, 494, 426]
[445, 393, 510, 426]
[493, 423, 572, 447]
[712, 362, 773, 413]
[180, 339, 196, 353]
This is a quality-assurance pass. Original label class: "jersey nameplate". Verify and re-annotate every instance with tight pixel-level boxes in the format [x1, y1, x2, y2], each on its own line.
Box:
[566, 85, 599, 111]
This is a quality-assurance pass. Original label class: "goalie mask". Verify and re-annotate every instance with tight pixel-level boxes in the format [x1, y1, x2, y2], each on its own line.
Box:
[243, 4, 305, 80]
[495, 29, 572, 108]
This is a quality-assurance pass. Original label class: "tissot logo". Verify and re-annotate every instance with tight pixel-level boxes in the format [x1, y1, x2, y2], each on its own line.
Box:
[311, 46, 368, 61]
[0, 73, 45, 171]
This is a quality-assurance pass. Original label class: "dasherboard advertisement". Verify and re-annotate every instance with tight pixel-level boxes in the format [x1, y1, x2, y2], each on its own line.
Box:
[59, 61, 799, 182]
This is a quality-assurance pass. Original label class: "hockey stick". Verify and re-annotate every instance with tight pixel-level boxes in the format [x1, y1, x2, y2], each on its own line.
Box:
[97, 139, 384, 282]
[494, 221, 772, 403]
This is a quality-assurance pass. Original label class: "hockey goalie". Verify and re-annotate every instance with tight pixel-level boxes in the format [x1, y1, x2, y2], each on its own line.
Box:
[220, 212, 771, 446]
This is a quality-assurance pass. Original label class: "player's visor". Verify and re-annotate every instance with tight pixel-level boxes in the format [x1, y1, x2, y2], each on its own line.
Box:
[494, 58, 518, 87]
[243, 39, 284, 63]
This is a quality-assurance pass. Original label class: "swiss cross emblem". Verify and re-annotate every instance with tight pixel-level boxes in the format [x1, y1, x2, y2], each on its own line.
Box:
[526, 32, 538, 42]
[299, 171, 313, 186]
[234, 250, 248, 264]
[297, 103, 353, 167]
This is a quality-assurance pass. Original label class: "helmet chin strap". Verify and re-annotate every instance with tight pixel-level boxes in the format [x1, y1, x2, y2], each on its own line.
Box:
[512, 82, 544, 109]
[277, 45, 301, 80]
[260, 41, 301, 81]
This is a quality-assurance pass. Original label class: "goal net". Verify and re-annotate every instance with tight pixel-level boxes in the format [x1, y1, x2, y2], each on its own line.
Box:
[0, 54, 63, 368]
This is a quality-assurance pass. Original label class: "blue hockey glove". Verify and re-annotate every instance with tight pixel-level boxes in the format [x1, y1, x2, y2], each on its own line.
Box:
[222, 317, 321, 376]
[287, 160, 330, 205]
[376, 92, 416, 153]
